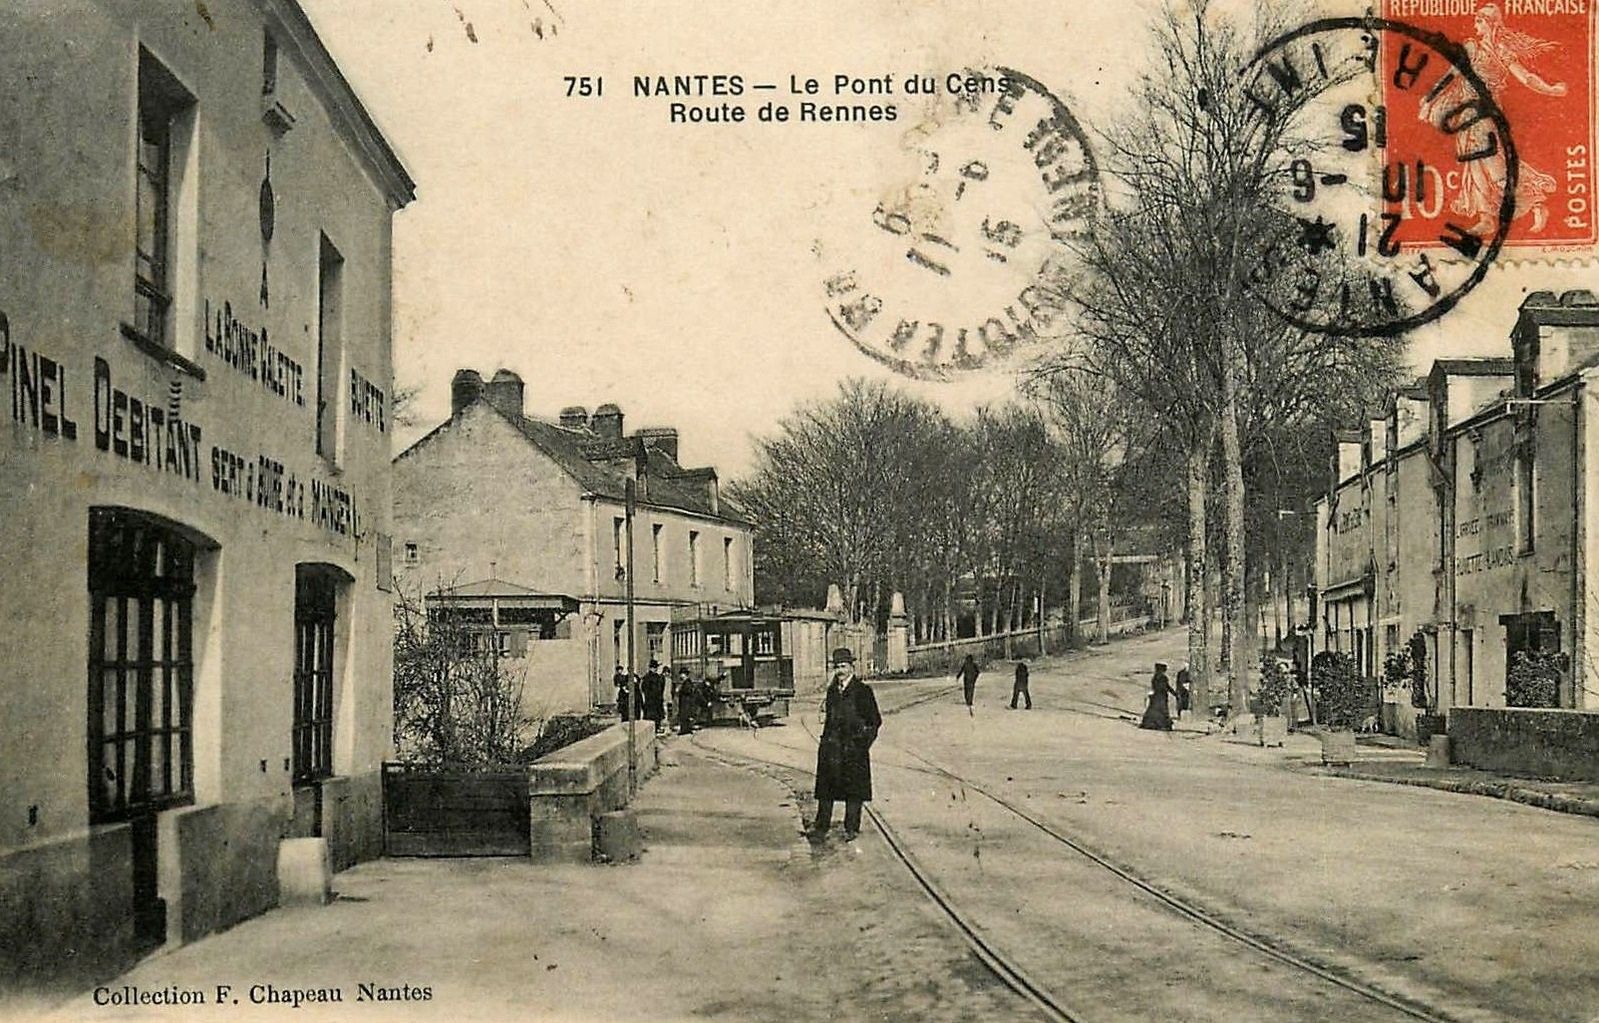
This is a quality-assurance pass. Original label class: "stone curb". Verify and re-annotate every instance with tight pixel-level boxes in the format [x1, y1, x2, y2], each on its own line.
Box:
[1327, 769, 1599, 819]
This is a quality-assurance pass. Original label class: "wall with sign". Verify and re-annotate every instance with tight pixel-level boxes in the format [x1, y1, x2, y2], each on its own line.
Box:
[0, 0, 412, 991]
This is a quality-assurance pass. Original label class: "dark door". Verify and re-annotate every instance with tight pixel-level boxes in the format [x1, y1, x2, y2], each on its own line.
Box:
[293, 568, 337, 836]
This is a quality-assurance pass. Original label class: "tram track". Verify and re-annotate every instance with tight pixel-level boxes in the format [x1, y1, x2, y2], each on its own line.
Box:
[689, 700, 1474, 1023]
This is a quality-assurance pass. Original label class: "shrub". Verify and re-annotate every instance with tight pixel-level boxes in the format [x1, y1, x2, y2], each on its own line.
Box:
[519, 714, 612, 763]
[1506, 650, 1561, 708]
[1311, 650, 1370, 730]
[1255, 655, 1293, 716]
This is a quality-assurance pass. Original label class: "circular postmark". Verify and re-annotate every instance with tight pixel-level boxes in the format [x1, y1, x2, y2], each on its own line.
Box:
[1241, 17, 1518, 338]
[818, 68, 1101, 380]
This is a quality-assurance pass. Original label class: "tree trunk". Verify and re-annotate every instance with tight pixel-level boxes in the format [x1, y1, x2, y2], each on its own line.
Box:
[1219, 337, 1251, 719]
[1068, 535, 1083, 648]
[1095, 531, 1113, 645]
[1186, 437, 1212, 716]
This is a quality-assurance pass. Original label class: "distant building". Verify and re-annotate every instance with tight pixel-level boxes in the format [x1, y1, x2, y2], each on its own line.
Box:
[393, 369, 756, 714]
[0, 0, 413, 991]
[1314, 291, 1599, 736]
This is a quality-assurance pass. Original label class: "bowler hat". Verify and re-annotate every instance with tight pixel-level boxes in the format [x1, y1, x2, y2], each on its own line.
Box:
[831, 647, 855, 665]
[1155, 662, 1168, 671]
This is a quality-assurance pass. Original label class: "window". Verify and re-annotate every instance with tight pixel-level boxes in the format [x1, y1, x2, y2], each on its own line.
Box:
[723, 536, 734, 591]
[689, 530, 700, 587]
[1515, 443, 1535, 554]
[293, 567, 337, 784]
[613, 516, 625, 572]
[403, 542, 419, 565]
[133, 51, 194, 350]
[652, 523, 663, 584]
[262, 32, 279, 96]
[646, 622, 666, 664]
[1461, 629, 1475, 706]
[88, 509, 196, 823]
[316, 234, 344, 462]
[612, 618, 626, 670]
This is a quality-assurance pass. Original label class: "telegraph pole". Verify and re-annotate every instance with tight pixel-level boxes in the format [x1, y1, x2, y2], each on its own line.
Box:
[625, 478, 639, 796]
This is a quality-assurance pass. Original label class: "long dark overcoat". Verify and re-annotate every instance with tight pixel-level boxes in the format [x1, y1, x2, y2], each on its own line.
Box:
[814, 679, 882, 802]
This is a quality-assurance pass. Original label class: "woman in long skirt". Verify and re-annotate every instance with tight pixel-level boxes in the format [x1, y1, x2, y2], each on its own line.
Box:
[1139, 662, 1174, 731]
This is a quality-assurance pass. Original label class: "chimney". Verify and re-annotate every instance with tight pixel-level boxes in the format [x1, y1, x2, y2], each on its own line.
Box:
[559, 405, 590, 431]
[451, 369, 484, 416]
[592, 403, 624, 439]
[1334, 429, 1362, 485]
[633, 427, 679, 461]
[483, 368, 525, 419]
[1368, 418, 1387, 468]
[1514, 290, 1599, 396]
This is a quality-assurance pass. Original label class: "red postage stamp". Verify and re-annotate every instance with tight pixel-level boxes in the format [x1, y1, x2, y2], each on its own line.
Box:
[1383, 1, 1596, 250]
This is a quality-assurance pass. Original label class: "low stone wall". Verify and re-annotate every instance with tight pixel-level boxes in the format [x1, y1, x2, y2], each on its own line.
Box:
[528, 721, 657, 863]
[0, 824, 136, 996]
[163, 796, 290, 945]
[1449, 707, 1599, 782]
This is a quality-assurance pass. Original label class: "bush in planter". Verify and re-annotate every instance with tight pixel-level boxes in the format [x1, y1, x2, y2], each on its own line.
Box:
[1407, 634, 1430, 709]
[1255, 655, 1293, 716]
[1506, 650, 1561, 708]
[1310, 651, 1368, 730]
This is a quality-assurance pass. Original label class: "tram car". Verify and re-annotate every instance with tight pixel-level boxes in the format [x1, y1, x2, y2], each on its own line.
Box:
[669, 609, 796, 725]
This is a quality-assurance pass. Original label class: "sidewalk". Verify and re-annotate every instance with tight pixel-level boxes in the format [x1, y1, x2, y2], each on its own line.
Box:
[35, 737, 1031, 1023]
[1200, 720, 1599, 821]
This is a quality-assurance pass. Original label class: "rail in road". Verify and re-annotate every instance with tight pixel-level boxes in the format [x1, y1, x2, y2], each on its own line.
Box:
[690, 693, 1477, 1023]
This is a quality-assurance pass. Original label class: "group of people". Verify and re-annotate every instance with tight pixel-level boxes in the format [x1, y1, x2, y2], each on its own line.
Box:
[613, 660, 717, 735]
[953, 653, 1035, 711]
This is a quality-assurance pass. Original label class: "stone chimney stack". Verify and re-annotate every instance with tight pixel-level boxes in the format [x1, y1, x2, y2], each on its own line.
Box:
[483, 369, 525, 419]
[592, 403, 624, 439]
[1334, 429, 1363, 486]
[633, 427, 680, 461]
[451, 369, 484, 416]
[559, 406, 590, 431]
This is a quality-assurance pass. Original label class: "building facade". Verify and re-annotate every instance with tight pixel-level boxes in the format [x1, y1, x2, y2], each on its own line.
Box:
[393, 369, 756, 715]
[1314, 292, 1599, 735]
[0, 0, 413, 992]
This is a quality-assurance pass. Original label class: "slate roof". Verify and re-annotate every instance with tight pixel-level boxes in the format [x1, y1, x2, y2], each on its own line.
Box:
[399, 398, 752, 527]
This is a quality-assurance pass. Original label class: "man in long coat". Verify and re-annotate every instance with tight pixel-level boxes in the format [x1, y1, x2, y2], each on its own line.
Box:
[809, 648, 882, 841]
[641, 660, 667, 732]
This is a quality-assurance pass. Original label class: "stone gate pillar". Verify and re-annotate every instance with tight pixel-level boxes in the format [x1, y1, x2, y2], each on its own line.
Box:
[887, 591, 910, 674]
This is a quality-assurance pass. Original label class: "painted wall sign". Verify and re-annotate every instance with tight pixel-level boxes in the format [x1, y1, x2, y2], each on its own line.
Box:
[1, 313, 79, 440]
[348, 366, 386, 433]
[93, 357, 204, 482]
[203, 299, 305, 407]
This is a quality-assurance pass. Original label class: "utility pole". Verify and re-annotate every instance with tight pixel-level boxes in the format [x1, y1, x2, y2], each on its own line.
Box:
[625, 478, 639, 796]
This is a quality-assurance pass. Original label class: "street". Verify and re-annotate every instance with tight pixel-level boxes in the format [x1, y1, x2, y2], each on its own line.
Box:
[37, 628, 1599, 1023]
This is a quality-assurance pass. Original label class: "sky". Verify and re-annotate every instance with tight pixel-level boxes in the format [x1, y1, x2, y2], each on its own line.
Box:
[299, 0, 1598, 476]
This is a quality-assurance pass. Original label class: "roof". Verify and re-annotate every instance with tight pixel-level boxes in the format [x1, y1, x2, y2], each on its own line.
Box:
[398, 398, 753, 527]
[430, 577, 579, 610]
[1429, 358, 1515, 378]
[274, 0, 416, 207]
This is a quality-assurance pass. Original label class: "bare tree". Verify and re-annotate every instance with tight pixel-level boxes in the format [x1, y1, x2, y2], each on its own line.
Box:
[393, 580, 533, 763]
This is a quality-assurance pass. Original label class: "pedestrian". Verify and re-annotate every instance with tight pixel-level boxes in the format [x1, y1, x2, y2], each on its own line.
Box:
[809, 648, 881, 842]
[1174, 667, 1193, 720]
[956, 653, 981, 713]
[1010, 658, 1032, 710]
[675, 667, 697, 735]
[642, 659, 667, 732]
[614, 664, 632, 722]
[1139, 661, 1174, 731]
[700, 668, 721, 727]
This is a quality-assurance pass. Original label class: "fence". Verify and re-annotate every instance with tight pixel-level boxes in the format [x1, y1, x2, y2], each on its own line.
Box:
[905, 615, 1150, 674]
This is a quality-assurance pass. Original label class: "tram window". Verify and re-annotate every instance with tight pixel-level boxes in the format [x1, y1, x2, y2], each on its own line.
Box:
[726, 633, 744, 656]
[706, 632, 724, 656]
[755, 630, 775, 656]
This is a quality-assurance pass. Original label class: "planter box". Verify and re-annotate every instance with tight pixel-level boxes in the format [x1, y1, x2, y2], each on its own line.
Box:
[1320, 729, 1357, 766]
[1416, 713, 1446, 748]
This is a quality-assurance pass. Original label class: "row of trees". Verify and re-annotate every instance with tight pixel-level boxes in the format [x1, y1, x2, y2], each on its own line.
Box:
[728, 379, 1140, 646]
[738, 3, 1407, 718]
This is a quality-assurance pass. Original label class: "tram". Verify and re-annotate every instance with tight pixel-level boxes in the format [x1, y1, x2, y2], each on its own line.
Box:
[669, 609, 796, 725]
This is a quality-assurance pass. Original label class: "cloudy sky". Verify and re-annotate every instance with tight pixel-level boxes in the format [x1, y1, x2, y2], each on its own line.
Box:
[300, 0, 1594, 475]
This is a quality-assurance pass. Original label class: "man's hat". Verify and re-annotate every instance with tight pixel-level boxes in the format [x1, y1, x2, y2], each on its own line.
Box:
[1155, 662, 1168, 671]
[831, 647, 855, 665]
[648, 659, 659, 668]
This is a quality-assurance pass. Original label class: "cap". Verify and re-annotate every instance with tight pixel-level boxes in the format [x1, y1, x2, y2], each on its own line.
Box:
[831, 647, 855, 665]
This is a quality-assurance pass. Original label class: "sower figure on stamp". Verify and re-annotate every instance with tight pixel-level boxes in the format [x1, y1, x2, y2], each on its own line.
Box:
[809, 648, 881, 842]
[956, 654, 981, 714]
[1010, 658, 1032, 710]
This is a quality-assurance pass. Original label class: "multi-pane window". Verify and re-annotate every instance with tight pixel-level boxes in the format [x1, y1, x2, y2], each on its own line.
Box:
[652, 524, 663, 584]
[292, 568, 337, 784]
[316, 235, 344, 462]
[689, 530, 700, 587]
[134, 53, 191, 348]
[613, 516, 625, 571]
[723, 536, 733, 591]
[88, 509, 195, 823]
